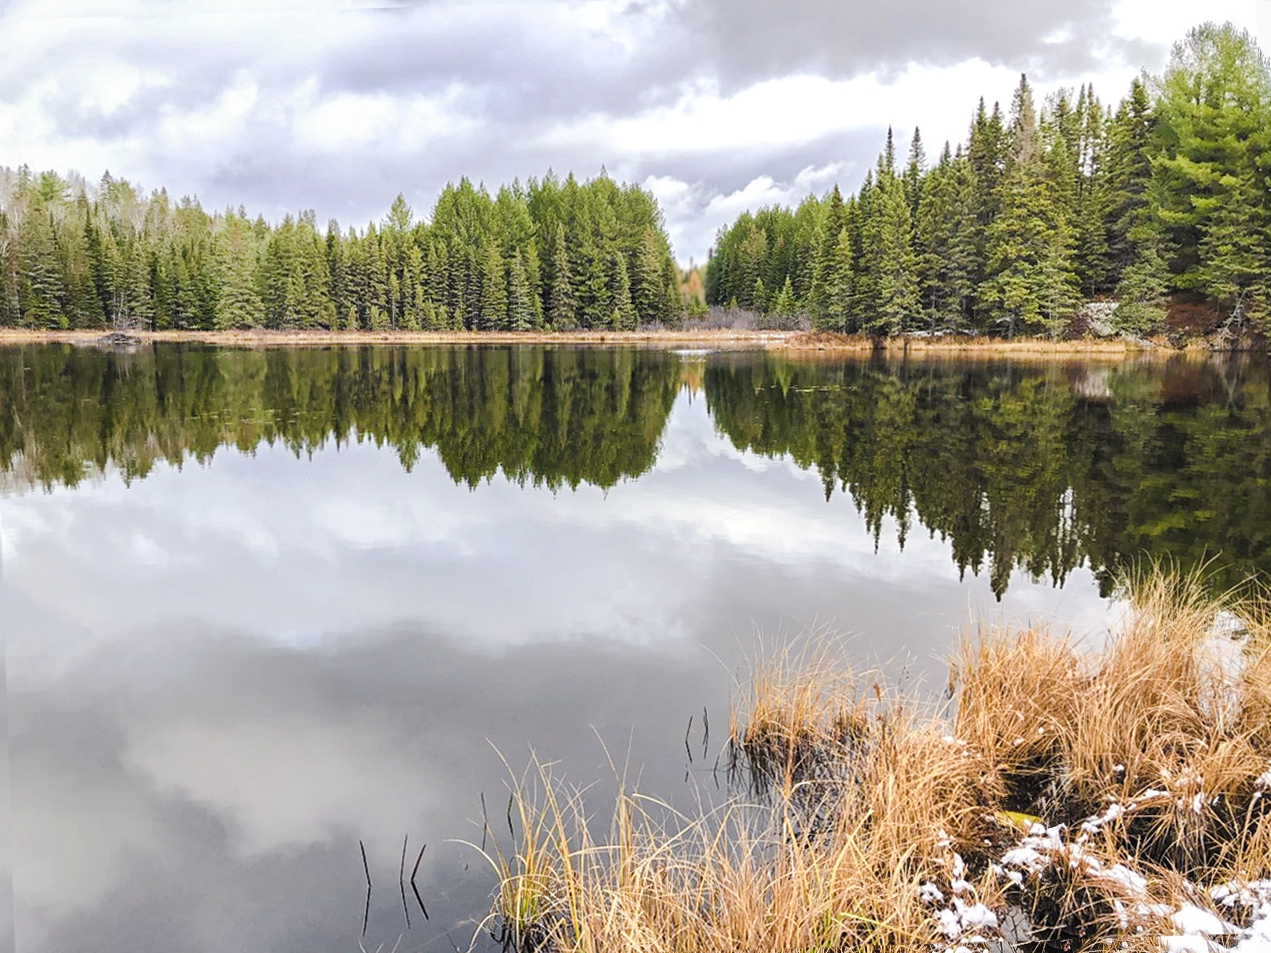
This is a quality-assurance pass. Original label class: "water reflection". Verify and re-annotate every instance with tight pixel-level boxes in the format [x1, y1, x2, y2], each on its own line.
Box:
[3, 345, 1269, 593]
[0, 345, 679, 493]
[1, 344, 1266, 953]
[706, 353, 1271, 594]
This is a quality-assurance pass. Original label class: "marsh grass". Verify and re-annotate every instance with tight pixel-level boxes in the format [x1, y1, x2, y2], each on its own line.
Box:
[486, 569, 1271, 953]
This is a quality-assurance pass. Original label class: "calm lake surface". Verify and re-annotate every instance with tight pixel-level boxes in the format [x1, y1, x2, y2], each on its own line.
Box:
[1, 344, 1268, 953]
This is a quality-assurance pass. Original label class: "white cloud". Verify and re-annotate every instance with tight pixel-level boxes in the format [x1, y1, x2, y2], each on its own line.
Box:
[0, 0, 1261, 263]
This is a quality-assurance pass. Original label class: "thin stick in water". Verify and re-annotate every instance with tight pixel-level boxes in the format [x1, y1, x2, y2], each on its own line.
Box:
[480, 792, 488, 852]
[359, 839, 372, 937]
[398, 834, 411, 929]
[410, 843, 429, 921]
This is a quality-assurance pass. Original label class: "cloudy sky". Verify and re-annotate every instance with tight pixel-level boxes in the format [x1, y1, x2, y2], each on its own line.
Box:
[1, 0, 1268, 264]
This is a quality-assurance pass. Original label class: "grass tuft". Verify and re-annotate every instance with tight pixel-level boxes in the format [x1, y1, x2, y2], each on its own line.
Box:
[485, 568, 1271, 953]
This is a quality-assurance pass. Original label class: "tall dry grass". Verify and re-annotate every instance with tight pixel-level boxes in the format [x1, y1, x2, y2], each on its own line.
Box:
[485, 568, 1271, 953]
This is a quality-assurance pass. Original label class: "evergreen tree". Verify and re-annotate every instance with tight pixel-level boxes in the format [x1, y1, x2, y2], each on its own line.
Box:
[547, 224, 577, 328]
[903, 127, 926, 215]
[1153, 23, 1271, 321]
[980, 75, 1079, 336]
[507, 251, 535, 331]
[16, 197, 63, 328]
[480, 241, 508, 331]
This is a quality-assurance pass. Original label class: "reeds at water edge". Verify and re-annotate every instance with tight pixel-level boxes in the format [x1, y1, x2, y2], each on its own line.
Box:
[482, 567, 1271, 953]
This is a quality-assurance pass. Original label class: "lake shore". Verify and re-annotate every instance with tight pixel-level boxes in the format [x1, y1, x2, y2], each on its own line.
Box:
[495, 569, 1271, 953]
[0, 326, 1243, 356]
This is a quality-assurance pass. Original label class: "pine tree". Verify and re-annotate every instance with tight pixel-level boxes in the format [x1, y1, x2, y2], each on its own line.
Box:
[866, 173, 920, 334]
[547, 224, 577, 328]
[903, 127, 926, 215]
[632, 227, 668, 325]
[809, 186, 848, 325]
[769, 275, 797, 322]
[1153, 24, 1271, 321]
[480, 241, 508, 330]
[980, 75, 1079, 336]
[822, 228, 854, 331]
[915, 146, 977, 329]
[17, 198, 63, 328]
[608, 248, 636, 330]
[507, 250, 535, 331]
[215, 215, 264, 329]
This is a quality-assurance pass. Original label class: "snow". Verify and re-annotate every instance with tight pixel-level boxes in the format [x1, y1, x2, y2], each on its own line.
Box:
[1160, 936, 1218, 952]
[1080, 802, 1125, 834]
[927, 775, 1271, 952]
[1097, 863, 1148, 895]
[919, 882, 944, 904]
[1171, 905, 1234, 937]
[1211, 882, 1271, 953]
[936, 899, 999, 939]
[999, 846, 1046, 871]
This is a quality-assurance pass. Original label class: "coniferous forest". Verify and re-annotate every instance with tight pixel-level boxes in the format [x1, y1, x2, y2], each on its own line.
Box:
[706, 24, 1271, 337]
[0, 170, 684, 332]
[2, 23, 1268, 338]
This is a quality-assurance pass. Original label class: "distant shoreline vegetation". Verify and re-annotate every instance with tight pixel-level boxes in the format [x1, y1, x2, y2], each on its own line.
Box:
[705, 23, 1271, 341]
[2, 23, 1268, 341]
[0, 170, 685, 333]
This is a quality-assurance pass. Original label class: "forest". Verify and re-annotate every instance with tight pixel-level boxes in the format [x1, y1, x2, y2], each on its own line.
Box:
[706, 23, 1271, 338]
[1, 23, 1266, 339]
[3, 344, 1267, 595]
[0, 171, 684, 332]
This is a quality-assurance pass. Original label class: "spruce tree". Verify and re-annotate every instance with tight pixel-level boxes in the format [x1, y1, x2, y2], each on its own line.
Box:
[215, 215, 264, 329]
[809, 186, 848, 326]
[17, 198, 63, 328]
[507, 251, 536, 331]
[980, 75, 1079, 336]
[480, 241, 508, 330]
[547, 224, 577, 328]
[903, 127, 926, 215]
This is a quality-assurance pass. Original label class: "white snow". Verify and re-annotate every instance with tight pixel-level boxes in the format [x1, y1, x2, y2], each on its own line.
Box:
[1171, 904, 1234, 937]
[937, 898, 999, 938]
[919, 882, 944, 904]
[1097, 863, 1148, 895]
[1160, 936, 1218, 952]
[1080, 802, 1125, 834]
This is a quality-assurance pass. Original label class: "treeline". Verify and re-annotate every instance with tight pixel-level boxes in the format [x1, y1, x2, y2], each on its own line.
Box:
[0, 171, 685, 331]
[706, 355, 1271, 596]
[0, 345, 681, 490]
[706, 23, 1271, 337]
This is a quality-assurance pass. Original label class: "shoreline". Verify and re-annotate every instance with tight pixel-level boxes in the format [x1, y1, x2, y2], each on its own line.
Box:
[0, 327, 1253, 358]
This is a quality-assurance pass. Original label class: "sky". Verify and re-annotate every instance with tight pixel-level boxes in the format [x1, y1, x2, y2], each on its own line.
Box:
[0, 0, 1267, 265]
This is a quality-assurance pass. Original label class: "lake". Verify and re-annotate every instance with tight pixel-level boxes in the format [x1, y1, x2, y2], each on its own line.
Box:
[0, 344, 1267, 953]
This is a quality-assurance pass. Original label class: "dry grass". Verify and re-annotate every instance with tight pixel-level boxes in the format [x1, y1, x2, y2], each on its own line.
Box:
[0, 327, 788, 349]
[484, 568, 1271, 953]
[0, 326, 1247, 357]
[773, 330, 1221, 357]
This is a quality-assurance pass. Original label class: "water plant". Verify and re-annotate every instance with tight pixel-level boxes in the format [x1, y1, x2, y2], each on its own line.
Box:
[484, 567, 1271, 953]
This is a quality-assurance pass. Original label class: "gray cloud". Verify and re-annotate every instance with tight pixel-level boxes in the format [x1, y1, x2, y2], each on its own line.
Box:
[674, 0, 1129, 86]
[0, 0, 1180, 261]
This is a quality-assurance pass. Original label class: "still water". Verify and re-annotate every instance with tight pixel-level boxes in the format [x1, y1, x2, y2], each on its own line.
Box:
[0, 344, 1267, 952]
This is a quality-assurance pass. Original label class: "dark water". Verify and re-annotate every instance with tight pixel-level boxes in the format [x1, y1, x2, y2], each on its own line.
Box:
[0, 344, 1267, 953]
